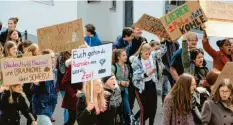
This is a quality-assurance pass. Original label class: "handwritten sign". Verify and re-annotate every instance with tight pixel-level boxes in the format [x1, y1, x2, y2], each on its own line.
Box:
[200, 1, 233, 21]
[215, 62, 233, 84]
[71, 44, 112, 83]
[133, 14, 171, 41]
[1, 55, 53, 85]
[37, 19, 84, 53]
[205, 20, 233, 38]
[160, 1, 208, 41]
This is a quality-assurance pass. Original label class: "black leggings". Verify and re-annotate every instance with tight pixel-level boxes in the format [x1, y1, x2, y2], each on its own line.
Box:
[64, 110, 77, 125]
[135, 80, 157, 125]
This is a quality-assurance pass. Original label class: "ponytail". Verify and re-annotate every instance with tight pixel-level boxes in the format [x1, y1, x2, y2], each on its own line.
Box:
[134, 41, 147, 58]
[112, 49, 126, 64]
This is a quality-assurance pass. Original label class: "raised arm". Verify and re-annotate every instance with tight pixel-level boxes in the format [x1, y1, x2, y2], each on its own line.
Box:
[182, 40, 191, 73]
[202, 29, 218, 58]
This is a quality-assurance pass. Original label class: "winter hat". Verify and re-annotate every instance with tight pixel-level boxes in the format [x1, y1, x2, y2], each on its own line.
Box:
[102, 74, 114, 84]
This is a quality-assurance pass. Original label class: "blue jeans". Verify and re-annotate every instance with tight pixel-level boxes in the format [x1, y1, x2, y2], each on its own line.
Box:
[60, 91, 69, 123]
[122, 88, 131, 125]
[162, 75, 171, 103]
[37, 115, 52, 125]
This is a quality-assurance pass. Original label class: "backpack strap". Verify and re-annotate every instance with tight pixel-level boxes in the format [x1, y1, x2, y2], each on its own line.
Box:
[114, 63, 117, 75]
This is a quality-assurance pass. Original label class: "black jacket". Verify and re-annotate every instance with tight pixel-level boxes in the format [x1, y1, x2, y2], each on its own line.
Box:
[100, 87, 124, 125]
[76, 92, 102, 125]
[0, 91, 33, 125]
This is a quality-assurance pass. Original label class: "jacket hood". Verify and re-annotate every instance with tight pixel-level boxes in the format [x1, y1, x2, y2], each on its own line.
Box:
[129, 55, 137, 64]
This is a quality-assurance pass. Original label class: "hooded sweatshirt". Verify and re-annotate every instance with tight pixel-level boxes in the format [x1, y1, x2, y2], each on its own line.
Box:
[84, 32, 102, 47]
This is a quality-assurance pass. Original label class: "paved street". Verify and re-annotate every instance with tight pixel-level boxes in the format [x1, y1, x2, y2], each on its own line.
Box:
[21, 93, 164, 125]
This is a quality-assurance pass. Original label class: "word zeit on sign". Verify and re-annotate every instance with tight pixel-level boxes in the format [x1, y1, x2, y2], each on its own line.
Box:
[164, 3, 206, 34]
[1, 55, 53, 85]
[71, 44, 112, 83]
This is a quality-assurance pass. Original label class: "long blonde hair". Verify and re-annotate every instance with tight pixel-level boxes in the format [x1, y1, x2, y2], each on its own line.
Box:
[8, 84, 25, 104]
[83, 79, 106, 114]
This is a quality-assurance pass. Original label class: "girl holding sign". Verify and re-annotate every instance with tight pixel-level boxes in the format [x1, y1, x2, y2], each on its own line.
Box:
[76, 79, 106, 125]
[130, 42, 157, 125]
[0, 84, 36, 125]
[31, 49, 57, 125]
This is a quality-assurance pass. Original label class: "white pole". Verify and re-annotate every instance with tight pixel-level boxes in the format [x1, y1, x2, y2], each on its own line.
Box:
[91, 80, 93, 103]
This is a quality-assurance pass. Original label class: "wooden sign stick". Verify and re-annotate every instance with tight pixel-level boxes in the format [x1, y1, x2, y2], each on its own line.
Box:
[91, 80, 94, 103]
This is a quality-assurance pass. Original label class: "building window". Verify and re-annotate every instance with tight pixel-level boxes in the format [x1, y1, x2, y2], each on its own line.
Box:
[109, 0, 116, 11]
[33, 0, 54, 6]
[165, 0, 186, 13]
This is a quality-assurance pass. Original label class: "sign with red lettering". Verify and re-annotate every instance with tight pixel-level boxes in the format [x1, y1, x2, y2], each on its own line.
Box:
[1, 55, 53, 85]
[37, 19, 84, 53]
[71, 44, 112, 83]
[160, 1, 208, 41]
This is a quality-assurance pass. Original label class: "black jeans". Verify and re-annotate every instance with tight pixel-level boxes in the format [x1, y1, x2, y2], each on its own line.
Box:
[135, 80, 157, 125]
[64, 110, 77, 125]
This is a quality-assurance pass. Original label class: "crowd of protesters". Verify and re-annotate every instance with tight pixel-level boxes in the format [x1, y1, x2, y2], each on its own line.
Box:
[0, 16, 233, 125]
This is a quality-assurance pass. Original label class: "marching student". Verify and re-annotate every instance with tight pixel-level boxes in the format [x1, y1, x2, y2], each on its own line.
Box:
[76, 79, 107, 125]
[31, 49, 57, 125]
[113, 27, 134, 49]
[130, 42, 157, 125]
[112, 49, 132, 125]
[101, 74, 124, 125]
[61, 56, 83, 125]
[84, 24, 102, 47]
[201, 78, 233, 125]
[170, 32, 198, 81]
[4, 41, 17, 57]
[56, 51, 71, 123]
[205, 69, 221, 93]
[182, 33, 209, 86]
[6, 29, 21, 47]
[0, 17, 22, 45]
[0, 84, 36, 125]
[163, 73, 196, 125]
[202, 29, 233, 71]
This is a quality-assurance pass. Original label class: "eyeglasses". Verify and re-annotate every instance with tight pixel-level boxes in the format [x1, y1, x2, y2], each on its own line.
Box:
[220, 90, 231, 94]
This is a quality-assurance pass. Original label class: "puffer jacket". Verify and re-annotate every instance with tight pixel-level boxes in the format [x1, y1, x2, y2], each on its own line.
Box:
[0, 91, 33, 125]
[100, 87, 124, 125]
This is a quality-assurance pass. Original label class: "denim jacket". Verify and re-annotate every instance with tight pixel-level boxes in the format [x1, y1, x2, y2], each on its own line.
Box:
[130, 56, 157, 93]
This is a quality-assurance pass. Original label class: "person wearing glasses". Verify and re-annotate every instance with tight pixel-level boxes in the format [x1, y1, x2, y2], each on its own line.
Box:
[201, 78, 233, 125]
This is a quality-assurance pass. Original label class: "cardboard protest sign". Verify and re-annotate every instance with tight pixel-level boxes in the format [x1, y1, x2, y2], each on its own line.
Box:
[160, 1, 208, 41]
[200, 1, 233, 21]
[71, 44, 112, 83]
[215, 62, 233, 84]
[205, 20, 233, 38]
[1, 55, 53, 85]
[37, 19, 84, 53]
[133, 14, 171, 41]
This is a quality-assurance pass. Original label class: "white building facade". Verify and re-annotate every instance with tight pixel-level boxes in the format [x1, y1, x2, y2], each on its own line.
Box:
[0, 0, 225, 63]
